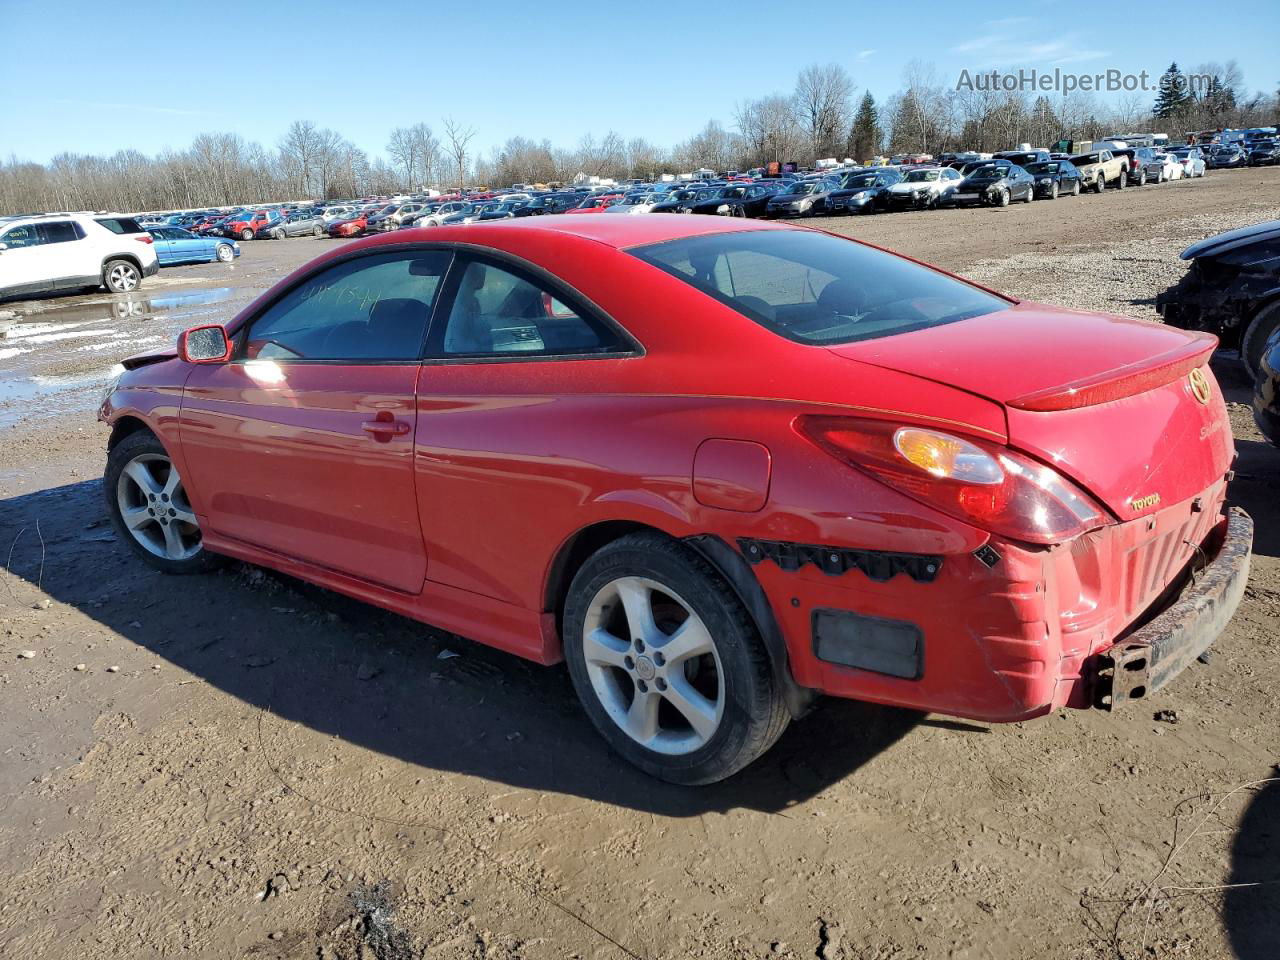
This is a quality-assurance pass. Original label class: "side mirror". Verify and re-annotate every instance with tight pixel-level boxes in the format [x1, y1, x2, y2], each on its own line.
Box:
[179, 324, 232, 363]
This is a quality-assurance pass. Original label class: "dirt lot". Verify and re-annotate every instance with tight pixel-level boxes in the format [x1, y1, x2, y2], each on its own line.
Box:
[1, 169, 1278, 960]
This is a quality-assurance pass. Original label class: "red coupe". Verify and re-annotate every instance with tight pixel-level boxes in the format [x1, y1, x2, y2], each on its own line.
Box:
[100, 216, 1252, 783]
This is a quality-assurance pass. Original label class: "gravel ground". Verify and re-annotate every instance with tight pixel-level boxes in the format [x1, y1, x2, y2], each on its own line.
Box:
[0, 168, 1277, 960]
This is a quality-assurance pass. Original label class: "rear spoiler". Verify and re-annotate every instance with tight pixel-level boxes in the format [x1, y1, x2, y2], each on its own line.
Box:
[1006, 333, 1217, 412]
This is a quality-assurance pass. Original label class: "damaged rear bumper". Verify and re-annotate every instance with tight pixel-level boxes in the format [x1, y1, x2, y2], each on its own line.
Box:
[1095, 507, 1252, 709]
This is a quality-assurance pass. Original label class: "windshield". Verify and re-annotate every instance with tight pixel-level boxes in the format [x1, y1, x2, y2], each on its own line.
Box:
[968, 165, 1007, 178]
[1071, 153, 1101, 165]
[841, 174, 881, 189]
[629, 230, 1010, 346]
[904, 170, 940, 182]
[788, 182, 825, 195]
[1025, 162, 1060, 174]
[717, 186, 747, 199]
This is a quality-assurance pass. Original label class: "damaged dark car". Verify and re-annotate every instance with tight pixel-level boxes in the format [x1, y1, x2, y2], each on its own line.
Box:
[1255, 327, 1280, 446]
[1156, 219, 1280, 376]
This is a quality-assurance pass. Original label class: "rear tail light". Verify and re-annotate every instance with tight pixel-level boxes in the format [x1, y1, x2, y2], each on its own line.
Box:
[135, 235, 153, 244]
[799, 417, 1109, 545]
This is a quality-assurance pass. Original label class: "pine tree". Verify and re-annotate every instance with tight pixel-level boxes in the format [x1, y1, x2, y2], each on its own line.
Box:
[1153, 63, 1191, 119]
[848, 92, 883, 162]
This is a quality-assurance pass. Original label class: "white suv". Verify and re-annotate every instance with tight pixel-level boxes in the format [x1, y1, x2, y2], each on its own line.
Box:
[0, 213, 160, 300]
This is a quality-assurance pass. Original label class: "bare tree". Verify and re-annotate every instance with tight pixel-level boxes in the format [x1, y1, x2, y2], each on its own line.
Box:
[279, 121, 321, 197]
[442, 116, 476, 192]
[793, 63, 855, 162]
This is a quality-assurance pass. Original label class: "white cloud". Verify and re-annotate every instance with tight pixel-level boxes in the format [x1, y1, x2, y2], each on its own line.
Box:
[952, 32, 1110, 68]
[856, 49, 877, 60]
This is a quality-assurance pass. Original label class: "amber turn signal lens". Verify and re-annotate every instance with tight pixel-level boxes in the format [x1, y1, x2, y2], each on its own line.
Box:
[892, 428, 1004, 484]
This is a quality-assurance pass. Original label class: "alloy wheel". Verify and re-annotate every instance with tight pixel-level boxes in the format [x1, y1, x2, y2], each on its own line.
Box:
[108, 263, 138, 291]
[581, 576, 724, 755]
[216, 244, 234, 262]
[115, 453, 202, 561]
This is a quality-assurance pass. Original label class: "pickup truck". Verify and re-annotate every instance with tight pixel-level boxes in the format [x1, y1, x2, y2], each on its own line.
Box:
[1069, 149, 1128, 192]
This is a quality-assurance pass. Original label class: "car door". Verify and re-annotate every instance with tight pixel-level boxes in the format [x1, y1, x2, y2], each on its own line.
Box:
[0, 223, 54, 293]
[410, 254, 639, 607]
[150, 227, 175, 265]
[36, 220, 93, 287]
[179, 247, 452, 592]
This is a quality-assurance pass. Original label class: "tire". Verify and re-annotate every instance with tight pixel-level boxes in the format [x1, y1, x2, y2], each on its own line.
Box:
[313, 225, 323, 236]
[1022, 186, 1032, 203]
[1050, 182, 1059, 199]
[1241, 301, 1280, 379]
[562, 532, 789, 785]
[103, 259, 141, 293]
[1136, 169, 1147, 186]
[1116, 168, 1127, 189]
[1071, 179, 1081, 196]
[104, 430, 223, 575]
[997, 188, 1010, 207]
[215, 244, 234, 263]
[240, 228, 253, 241]
[1158, 168, 1166, 183]
[1093, 174, 1105, 193]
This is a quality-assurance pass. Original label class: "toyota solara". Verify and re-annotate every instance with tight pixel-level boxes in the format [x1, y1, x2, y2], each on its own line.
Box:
[100, 216, 1252, 784]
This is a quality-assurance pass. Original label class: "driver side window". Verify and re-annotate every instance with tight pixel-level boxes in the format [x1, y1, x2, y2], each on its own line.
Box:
[240, 250, 451, 362]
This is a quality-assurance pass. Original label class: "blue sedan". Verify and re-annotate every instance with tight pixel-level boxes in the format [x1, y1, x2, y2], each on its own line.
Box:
[146, 226, 240, 266]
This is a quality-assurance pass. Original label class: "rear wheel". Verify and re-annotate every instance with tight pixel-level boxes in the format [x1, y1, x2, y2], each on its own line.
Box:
[103, 259, 140, 293]
[1136, 169, 1147, 186]
[215, 244, 234, 262]
[104, 431, 222, 575]
[240, 228, 253, 241]
[563, 533, 789, 784]
[313, 225, 323, 236]
[1241, 301, 1280, 379]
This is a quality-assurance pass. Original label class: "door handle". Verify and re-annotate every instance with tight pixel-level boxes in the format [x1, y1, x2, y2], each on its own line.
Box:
[361, 416, 410, 440]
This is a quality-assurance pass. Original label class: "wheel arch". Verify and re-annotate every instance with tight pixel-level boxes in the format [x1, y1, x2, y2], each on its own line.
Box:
[543, 520, 814, 719]
[101, 252, 143, 277]
[107, 414, 154, 450]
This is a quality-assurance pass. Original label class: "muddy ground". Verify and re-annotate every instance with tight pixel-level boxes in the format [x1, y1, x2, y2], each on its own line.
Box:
[1, 168, 1277, 960]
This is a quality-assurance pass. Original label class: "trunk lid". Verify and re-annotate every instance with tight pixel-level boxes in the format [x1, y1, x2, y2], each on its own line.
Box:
[828, 303, 1233, 515]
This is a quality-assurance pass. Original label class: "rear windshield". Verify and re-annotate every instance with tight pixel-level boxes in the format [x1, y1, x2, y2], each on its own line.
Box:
[629, 230, 1011, 346]
[95, 216, 143, 234]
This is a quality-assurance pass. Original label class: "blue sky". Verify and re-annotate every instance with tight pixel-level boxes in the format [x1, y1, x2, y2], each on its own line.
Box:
[3, 0, 1276, 164]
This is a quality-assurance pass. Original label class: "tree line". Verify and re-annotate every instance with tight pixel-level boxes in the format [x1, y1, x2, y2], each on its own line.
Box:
[1, 60, 1274, 215]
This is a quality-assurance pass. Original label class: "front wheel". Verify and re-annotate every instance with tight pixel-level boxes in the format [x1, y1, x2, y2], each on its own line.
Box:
[1049, 182, 1059, 200]
[104, 431, 222, 575]
[313, 225, 323, 236]
[1071, 179, 1081, 196]
[1094, 174, 1106, 193]
[1116, 168, 1127, 189]
[240, 228, 253, 241]
[215, 244, 234, 262]
[103, 259, 140, 293]
[996, 188, 1010, 207]
[563, 533, 789, 784]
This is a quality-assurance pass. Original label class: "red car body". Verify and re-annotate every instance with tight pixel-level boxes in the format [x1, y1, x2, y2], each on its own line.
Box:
[564, 194, 625, 214]
[222, 210, 274, 240]
[328, 212, 370, 237]
[100, 216, 1250, 766]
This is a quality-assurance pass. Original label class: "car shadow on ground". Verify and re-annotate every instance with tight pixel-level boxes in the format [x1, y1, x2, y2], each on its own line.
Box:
[1224, 774, 1280, 959]
[0, 478, 922, 817]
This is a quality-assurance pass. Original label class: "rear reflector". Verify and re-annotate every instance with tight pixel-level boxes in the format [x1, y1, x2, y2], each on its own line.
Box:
[1006, 334, 1217, 411]
[812, 609, 923, 679]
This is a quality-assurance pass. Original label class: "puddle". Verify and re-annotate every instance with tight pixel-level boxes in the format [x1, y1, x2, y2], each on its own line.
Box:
[0, 281, 255, 431]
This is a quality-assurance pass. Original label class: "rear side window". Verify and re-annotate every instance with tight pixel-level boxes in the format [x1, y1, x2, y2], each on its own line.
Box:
[96, 217, 143, 234]
[38, 221, 82, 243]
[630, 230, 1011, 346]
[432, 259, 625, 358]
[240, 251, 451, 362]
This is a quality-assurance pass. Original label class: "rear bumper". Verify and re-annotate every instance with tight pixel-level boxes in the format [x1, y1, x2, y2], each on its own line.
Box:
[142, 259, 160, 278]
[1095, 507, 1252, 707]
